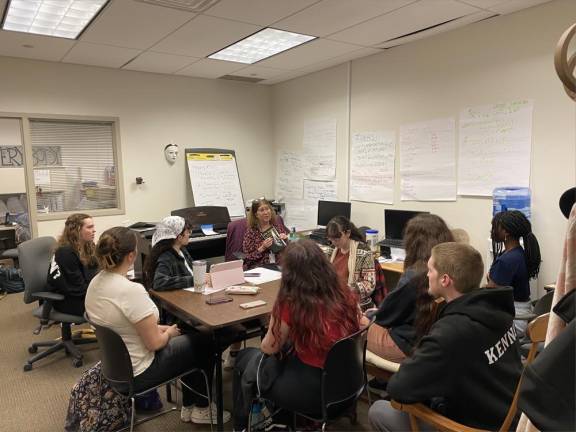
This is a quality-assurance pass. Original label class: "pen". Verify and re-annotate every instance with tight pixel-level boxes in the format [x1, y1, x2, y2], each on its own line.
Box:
[244, 273, 261, 277]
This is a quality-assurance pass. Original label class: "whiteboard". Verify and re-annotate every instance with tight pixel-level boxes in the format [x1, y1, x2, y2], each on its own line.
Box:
[185, 148, 245, 218]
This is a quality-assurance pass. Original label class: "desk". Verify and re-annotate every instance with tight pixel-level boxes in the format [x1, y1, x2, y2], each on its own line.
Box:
[151, 279, 280, 431]
[378, 261, 404, 292]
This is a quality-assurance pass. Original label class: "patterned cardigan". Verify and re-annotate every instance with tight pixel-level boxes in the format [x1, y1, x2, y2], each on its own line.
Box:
[326, 240, 376, 310]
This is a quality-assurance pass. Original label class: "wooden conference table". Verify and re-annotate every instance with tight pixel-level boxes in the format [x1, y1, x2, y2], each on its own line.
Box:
[151, 279, 281, 431]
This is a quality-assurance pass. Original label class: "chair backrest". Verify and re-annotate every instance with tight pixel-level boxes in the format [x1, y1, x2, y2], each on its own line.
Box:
[499, 313, 549, 431]
[225, 218, 248, 261]
[321, 322, 370, 419]
[19, 236, 57, 304]
[533, 291, 554, 316]
[85, 313, 135, 395]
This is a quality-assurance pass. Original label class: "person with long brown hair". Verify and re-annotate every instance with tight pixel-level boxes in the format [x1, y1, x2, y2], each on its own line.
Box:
[85, 227, 230, 425]
[367, 214, 454, 374]
[232, 239, 363, 431]
[47, 213, 98, 316]
[242, 198, 288, 270]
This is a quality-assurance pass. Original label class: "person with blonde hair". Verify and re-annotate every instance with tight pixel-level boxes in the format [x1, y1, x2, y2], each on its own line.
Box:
[47, 213, 98, 316]
[85, 227, 230, 425]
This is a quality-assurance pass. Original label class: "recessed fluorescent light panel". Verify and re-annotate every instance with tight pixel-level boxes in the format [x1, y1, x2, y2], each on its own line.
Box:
[2, 0, 109, 39]
[209, 28, 316, 64]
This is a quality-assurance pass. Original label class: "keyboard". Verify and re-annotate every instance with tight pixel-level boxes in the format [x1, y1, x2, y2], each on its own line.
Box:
[188, 233, 227, 243]
[311, 228, 326, 237]
[378, 238, 404, 248]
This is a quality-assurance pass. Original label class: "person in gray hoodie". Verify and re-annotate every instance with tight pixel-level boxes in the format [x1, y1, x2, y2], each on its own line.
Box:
[369, 242, 522, 431]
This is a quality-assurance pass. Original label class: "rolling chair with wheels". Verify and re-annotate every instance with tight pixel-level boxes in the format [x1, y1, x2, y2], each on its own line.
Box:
[86, 313, 213, 432]
[20, 236, 94, 371]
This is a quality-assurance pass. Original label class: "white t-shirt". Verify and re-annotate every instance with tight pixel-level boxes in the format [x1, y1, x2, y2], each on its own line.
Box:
[85, 271, 159, 376]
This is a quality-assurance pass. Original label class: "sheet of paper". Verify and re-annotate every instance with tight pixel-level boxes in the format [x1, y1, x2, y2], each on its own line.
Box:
[283, 199, 317, 231]
[458, 100, 533, 196]
[303, 179, 337, 202]
[275, 150, 304, 200]
[350, 131, 395, 204]
[400, 117, 456, 201]
[201, 286, 227, 295]
[200, 224, 217, 235]
[244, 267, 282, 285]
[303, 118, 337, 180]
[34, 169, 51, 185]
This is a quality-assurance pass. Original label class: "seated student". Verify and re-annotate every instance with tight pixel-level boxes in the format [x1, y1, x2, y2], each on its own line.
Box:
[143, 215, 195, 291]
[85, 227, 230, 425]
[367, 214, 453, 364]
[47, 213, 99, 316]
[369, 242, 522, 432]
[325, 216, 376, 310]
[232, 239, 365, 431]
[242, 198, 288, 270]
[487, 210, 541, 335]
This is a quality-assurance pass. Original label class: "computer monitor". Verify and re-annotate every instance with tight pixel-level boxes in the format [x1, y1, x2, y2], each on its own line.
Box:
[317, 200, 352, 227]
[384, 209, 429, 240]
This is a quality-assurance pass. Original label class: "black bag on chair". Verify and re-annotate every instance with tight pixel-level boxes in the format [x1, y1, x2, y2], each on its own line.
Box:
[0, 266, 24, 294]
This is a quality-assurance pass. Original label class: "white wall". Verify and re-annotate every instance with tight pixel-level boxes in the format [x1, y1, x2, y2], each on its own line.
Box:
[272, 0, 576, 294]
[0, 57, 274, 238]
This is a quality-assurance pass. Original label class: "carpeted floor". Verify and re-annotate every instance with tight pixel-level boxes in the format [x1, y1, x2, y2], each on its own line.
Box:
[0, 292, 374, 431]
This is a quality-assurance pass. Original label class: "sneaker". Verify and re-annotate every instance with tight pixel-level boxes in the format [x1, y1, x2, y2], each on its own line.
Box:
[180, 405, 193, 423]
[191, 404, 231, 424]
[223, 350, 239, 370]
[367, 377, 389, 399]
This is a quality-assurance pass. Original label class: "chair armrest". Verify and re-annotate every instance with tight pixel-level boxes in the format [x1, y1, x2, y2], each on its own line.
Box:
[33, 291, 65, 302]
[390, 400, 487, 432]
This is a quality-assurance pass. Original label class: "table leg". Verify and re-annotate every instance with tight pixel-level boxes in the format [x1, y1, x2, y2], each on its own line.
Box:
[214, 339, 224, 431]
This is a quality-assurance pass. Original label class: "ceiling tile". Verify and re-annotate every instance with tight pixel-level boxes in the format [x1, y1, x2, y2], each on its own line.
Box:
[328, 0, 480, 46]
[150, 15, 261, 57]
[257, 38, 363, 70]
[62, 42, 142, 68]
[122, 51, 199, 73]
[486, 0, 553, 14]
[0, 30, 75, 61]
[175, 58, 245, 78]
[275, 0, 416, 37]
[81, 0, 196, 49]
[458, 0, 508, 7]
[231, 64, 289, 80]
[203, 0, 319, 26]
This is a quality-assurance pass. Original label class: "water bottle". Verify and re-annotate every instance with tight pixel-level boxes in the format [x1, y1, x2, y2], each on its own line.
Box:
[365, 229, 379, 254]
[288, 227, 297, 242]
[492, 187, 531, 220]
[250, 401, 264, 431]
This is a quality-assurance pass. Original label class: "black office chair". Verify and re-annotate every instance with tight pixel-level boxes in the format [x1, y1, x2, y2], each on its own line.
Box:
[249, 320, 372, 432]
[85, 314, 213, 432]
[20, 236, 95, 371]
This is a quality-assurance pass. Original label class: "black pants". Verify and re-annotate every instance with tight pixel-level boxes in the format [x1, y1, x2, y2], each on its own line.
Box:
[232, 347, 323, 430]
[53, 295, 85, 316]
[133, 333, 215, 407]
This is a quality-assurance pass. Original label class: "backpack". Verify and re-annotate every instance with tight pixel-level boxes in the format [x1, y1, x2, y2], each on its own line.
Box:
[0, 266, 24, 294]
[65, 362, 131, 432]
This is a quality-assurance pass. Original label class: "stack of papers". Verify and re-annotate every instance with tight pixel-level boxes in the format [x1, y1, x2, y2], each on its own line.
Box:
[244, 267, 282, 285]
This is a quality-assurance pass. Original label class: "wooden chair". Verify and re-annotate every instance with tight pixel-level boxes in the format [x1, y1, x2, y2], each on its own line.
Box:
[391, 313, 549, 432]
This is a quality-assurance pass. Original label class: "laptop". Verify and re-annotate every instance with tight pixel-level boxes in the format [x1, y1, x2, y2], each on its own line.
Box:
[379, 210, 428, 248]
[210, 260, 245, 291]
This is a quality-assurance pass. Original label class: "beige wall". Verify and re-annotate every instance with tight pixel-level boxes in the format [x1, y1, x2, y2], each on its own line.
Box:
[272, 0, 576, 294]
[0, 57, 274, 238]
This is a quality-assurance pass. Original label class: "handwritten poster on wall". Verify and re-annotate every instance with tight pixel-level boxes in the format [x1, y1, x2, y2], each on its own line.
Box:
[303, 179, 337, 201]
[458, 100, 533, 196]
[400, 118, 456, 201]
[275, 150, 304, 200]
[283, 199, 317, 231]
[350, 131, 395, 204]
[303, 118, 337, 180]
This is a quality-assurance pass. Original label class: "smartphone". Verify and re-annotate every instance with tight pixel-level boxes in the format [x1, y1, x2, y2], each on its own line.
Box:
[205, 295, 233, 305]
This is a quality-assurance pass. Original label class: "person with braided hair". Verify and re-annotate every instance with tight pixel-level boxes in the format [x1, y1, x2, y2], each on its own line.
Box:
[488, 210, 541, 335]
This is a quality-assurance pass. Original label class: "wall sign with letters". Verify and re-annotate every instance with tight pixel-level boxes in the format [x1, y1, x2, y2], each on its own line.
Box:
[0, 146, 62, 167]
